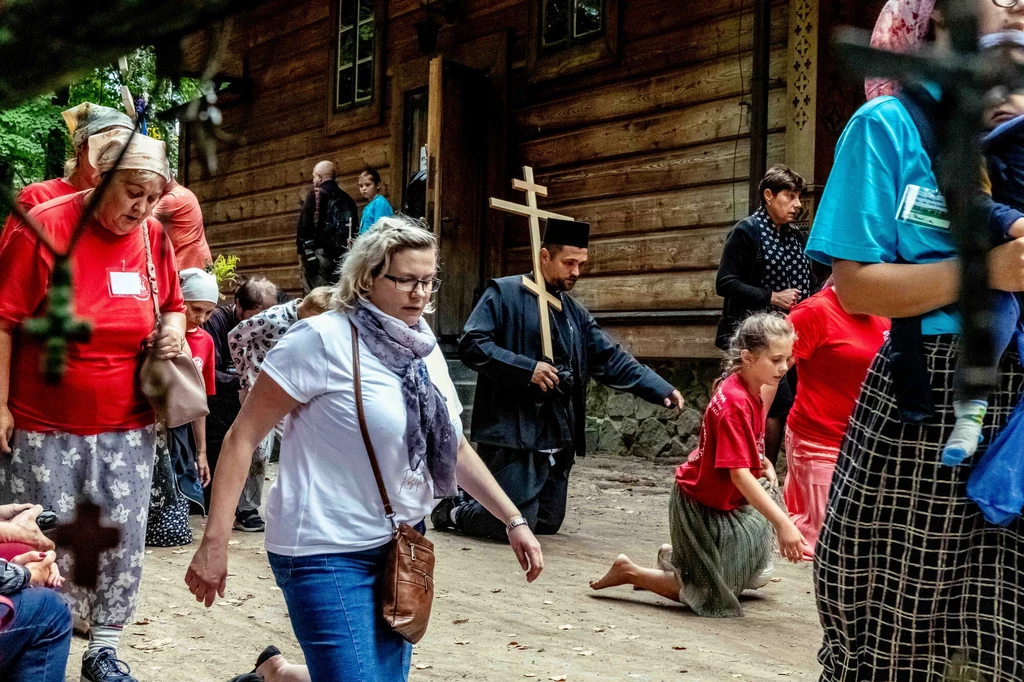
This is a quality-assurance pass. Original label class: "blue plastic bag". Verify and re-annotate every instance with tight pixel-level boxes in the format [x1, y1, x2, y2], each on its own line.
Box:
[966, 326, 1024, 526]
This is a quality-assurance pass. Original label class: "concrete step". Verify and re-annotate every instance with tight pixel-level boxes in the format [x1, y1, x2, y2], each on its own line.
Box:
[446, 358, 478, 384]
[446, 357, 477, 434]
[453, 380, 476, 407]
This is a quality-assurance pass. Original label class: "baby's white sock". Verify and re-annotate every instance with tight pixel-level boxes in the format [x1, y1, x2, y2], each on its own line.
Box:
[943, 399, 987, 466]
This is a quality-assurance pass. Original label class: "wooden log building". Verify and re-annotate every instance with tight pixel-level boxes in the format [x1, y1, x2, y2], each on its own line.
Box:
[182, 0, 886, 361]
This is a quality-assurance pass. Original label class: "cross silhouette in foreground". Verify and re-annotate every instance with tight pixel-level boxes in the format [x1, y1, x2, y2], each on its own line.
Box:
[21, 255, 92, 384]
[52, 501, 121, 589]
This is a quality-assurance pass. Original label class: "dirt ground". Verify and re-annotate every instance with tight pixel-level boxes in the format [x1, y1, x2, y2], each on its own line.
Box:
[66, 454, 823, 681]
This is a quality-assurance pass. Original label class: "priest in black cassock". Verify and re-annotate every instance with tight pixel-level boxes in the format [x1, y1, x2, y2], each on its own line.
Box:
[431, 218, 685, 541]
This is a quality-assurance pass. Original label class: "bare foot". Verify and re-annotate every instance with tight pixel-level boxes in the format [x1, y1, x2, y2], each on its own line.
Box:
[656, 543, 674, 571]
[633, 544, 673, 591]
[590, 554, 636, 591]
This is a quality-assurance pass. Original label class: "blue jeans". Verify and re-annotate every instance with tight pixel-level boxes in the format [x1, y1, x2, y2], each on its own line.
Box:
[268, 544, 413, 681]
[0, 588, 73, 682]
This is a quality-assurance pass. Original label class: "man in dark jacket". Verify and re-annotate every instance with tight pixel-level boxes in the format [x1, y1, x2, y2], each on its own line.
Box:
[296, 160, 358, 295]
[432, 219, 684, 542]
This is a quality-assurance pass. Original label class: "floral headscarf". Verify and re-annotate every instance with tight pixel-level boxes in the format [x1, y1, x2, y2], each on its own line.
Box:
[87, 129, 171, 183]
[866, 0, 937, 100]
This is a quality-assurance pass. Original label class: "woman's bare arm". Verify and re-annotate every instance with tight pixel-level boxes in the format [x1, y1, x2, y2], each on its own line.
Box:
[186, 374, 298, 606]
[0, 325, 13, 453]
[833, 238, 1024, 319]
[831, 259, 960, 318]
[455, 436, 544, 582]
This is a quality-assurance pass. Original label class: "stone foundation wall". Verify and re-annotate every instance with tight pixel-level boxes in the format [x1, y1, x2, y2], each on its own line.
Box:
[585, 358, 722, 460]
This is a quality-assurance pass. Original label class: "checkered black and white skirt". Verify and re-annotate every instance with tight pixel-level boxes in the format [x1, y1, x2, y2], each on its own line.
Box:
[815, 337, 1024, 681]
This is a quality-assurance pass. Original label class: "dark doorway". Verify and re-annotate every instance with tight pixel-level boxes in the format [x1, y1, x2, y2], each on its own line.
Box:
[425, 56, 490, 343]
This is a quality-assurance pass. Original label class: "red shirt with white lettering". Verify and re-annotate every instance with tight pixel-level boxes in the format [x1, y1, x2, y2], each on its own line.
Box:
[786, 287, 890, 448]
[186, 328, 217, 397]
[0, 193, 185, 435]
[675, 373, 764, 512]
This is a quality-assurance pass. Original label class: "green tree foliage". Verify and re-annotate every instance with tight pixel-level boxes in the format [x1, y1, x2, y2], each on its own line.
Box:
[0, 95, 64, 190]
[0, 47, 198, 192]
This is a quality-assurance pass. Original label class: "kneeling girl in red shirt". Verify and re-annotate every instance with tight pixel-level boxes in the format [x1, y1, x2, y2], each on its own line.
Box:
[590, 312, 807, 617]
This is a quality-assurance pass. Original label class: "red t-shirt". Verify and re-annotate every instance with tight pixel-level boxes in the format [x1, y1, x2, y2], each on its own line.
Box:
[675, 373, 765, 512]
[0, 178, 78, 249]
[186, 328, 216, 397]
[0, 193, 185, 435]
[786, 287, 890, 448]
[154, 184, 212, 270]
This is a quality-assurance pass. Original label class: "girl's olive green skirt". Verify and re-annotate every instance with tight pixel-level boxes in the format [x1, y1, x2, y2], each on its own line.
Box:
[668, 482, 781, 617]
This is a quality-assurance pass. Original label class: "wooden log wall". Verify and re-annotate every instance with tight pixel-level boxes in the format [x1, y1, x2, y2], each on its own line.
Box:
[190, 0, 791, 360]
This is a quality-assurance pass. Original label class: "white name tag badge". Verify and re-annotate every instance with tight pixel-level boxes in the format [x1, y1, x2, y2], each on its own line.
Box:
[108, 271, 145, 297]
[897, 184, 951, 231]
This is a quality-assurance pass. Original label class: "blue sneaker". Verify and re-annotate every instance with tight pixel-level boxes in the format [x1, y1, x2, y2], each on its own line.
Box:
[81, 648, 136, 682]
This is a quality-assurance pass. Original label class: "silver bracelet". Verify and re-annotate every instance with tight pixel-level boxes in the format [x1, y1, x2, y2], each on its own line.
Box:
[506, 515, 528, 534]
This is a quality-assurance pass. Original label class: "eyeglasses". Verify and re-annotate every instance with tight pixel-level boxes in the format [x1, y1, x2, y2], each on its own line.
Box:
[383, 274, 442, 293]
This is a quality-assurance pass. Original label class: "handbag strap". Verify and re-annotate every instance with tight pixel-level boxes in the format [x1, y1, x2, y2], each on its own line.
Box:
[350, 320, 398, 534]
[140, 221, 162, 330]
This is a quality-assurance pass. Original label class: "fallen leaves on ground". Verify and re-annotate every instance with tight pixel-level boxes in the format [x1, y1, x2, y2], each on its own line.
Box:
[130, 638, 173, 652]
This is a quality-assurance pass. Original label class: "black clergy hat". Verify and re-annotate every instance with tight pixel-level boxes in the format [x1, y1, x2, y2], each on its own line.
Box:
[543, 218, 590, 249]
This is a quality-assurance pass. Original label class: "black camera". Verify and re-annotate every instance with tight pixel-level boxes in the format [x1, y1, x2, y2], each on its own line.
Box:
[302, 240, 318, 263]
[35, 508, 58, 532]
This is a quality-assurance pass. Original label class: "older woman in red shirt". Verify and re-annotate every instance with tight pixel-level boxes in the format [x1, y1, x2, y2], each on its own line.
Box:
[784, 283, 888, 560]
[0, 102, 133, 244]
[0, 129, 184, 682]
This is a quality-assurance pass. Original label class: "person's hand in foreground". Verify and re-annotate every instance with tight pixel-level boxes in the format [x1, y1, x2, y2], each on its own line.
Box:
[0, 504, 55, 551]
[184, 538, 227, 608]
[12, 550, 63, 588]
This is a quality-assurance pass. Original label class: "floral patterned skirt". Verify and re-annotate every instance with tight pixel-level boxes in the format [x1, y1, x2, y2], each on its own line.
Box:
[0, 426, 157, 628]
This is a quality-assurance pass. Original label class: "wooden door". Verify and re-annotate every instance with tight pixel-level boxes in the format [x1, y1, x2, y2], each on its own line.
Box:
[425, 56, 489, 341]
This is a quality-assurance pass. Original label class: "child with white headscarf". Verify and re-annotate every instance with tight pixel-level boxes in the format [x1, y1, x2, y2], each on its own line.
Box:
[145, 269, 220, 549]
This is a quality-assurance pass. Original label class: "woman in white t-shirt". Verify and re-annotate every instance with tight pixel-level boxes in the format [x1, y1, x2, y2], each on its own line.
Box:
[185, 216, 544, 681]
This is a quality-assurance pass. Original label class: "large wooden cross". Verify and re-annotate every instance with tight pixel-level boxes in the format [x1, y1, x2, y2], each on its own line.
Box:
[489, 166, 574, 361]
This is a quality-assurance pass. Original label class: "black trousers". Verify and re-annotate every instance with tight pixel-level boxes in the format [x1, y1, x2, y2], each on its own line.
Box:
[454, 445, 574, 542]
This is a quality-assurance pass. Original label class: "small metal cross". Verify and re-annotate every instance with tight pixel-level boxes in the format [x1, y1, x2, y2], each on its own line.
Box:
[489, 166, 574, 361]
[833, 2, 1024, 399]
[51, 500, 121, 589]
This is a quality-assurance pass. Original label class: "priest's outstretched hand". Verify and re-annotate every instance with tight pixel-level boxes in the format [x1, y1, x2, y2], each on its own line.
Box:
[663, 389, 685, 412]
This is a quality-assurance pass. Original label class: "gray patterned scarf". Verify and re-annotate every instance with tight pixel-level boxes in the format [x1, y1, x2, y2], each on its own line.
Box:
[349, 302, 458, 497]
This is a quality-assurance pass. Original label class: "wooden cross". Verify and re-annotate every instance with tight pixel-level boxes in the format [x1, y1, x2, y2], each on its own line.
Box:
[489, 166, 575, 361]
[51, 501, 121, 589]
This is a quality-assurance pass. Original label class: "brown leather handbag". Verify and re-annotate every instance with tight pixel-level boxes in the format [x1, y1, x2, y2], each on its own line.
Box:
[138, 221, 210, 429]
[350, 321, 436, 644]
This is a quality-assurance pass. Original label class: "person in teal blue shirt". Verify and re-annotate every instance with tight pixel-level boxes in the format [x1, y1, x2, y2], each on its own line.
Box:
[358, 168, 393, 234]
[806, 1, 1024, 676]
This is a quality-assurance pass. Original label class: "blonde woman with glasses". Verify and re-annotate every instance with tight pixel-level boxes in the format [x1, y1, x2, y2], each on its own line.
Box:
[187, 215, 544, 681]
